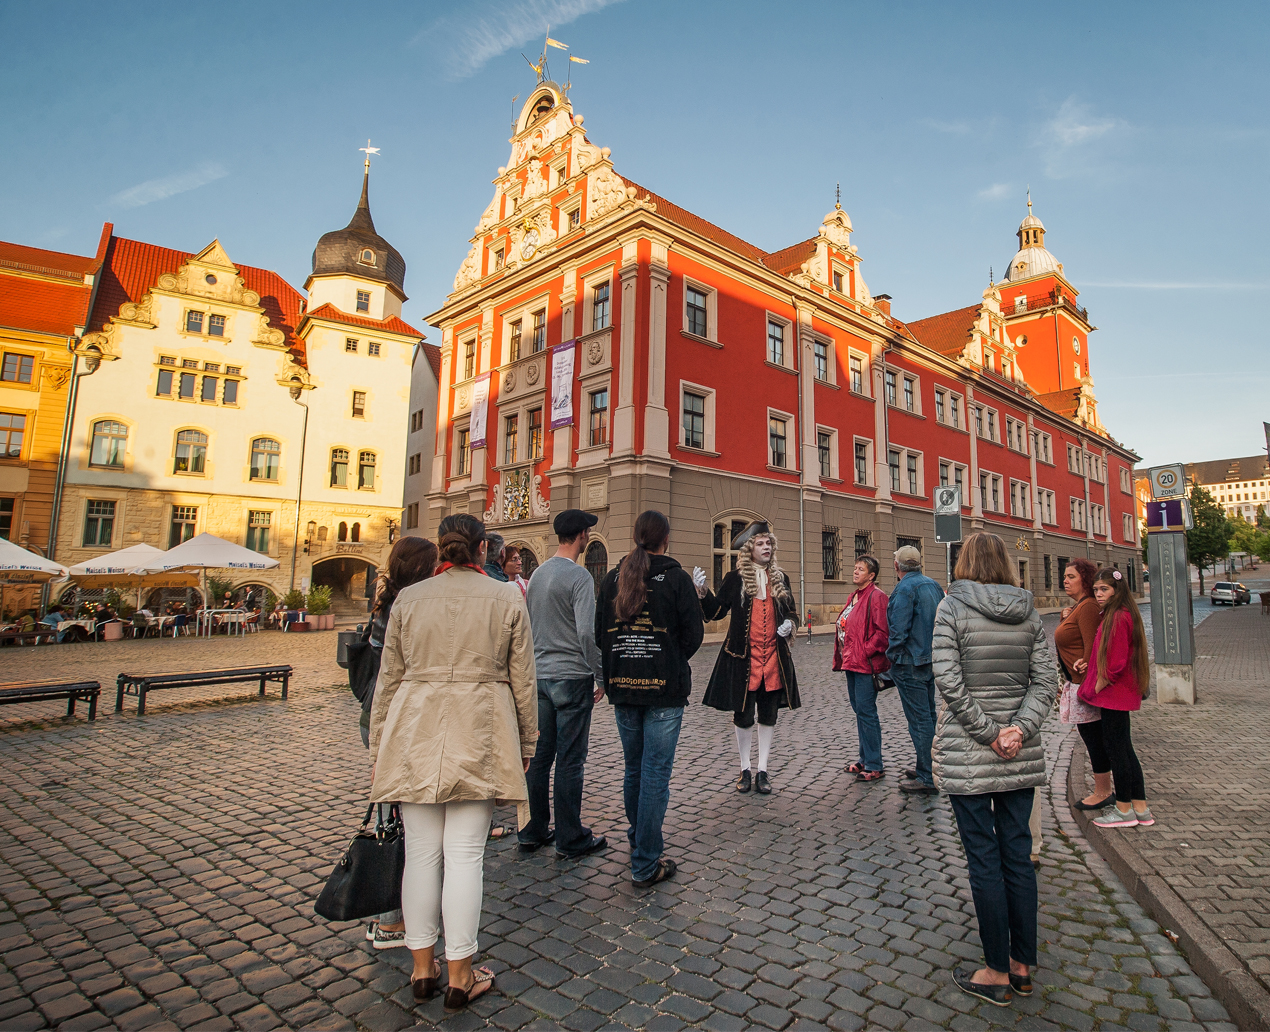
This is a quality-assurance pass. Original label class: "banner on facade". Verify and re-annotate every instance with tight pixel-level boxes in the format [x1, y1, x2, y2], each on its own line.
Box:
[469, 373, 491, 447]
[550, 340, 576, 429]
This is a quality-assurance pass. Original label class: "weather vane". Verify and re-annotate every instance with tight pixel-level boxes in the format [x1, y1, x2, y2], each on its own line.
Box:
[359, 140, 380, 172]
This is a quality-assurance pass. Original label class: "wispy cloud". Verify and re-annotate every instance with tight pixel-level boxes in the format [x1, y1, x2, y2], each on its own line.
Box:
[1040, 98, 1127, 178]
[977, 183, 1012, 200]
[108, 162, 228, 210]
[1077, 281, 1269, 290]
[420, 0, 626, 80]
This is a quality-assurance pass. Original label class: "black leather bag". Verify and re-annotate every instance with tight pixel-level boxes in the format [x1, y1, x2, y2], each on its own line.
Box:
[314, 804, 405, 922]
[346, 624, 381, 708]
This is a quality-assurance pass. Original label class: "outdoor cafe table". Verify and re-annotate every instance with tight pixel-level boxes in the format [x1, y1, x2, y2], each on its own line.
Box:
[61, 618, 97, 640]
[145, 614, 180, 636]
[196, 609, 249, 637]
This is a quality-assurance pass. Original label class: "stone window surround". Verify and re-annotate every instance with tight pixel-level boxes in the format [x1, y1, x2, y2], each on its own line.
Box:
[677, 379, 717, 455]
[764, 311, 794, 370]
[681, 276, 718, 345]
[815, 424, 840, 481]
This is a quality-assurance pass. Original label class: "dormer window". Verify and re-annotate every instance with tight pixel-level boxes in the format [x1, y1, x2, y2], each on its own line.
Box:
[359, 248, 376, 266]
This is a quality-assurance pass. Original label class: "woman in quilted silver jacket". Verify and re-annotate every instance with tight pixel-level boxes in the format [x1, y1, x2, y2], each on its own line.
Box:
[932, 532, 1058, 1009]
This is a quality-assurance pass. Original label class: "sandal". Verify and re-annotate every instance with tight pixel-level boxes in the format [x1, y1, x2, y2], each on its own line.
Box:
[488, 824, 512, 840]
[632, 858, 678, 888]
[411, 959, 442, 1003]
[855, 769, 885, 782]
[444, 965, 495, 1012]
[844, 761, 865, 774]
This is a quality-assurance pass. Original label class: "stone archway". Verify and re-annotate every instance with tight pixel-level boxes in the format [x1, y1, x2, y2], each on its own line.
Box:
[311, 556, 377, 618]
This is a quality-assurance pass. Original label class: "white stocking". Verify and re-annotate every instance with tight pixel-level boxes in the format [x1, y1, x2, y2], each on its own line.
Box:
[735, 727, 753, 770]
[757, 724, 774, 772]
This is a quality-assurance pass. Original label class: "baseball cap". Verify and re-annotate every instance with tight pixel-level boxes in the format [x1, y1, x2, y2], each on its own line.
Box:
[894, 545, 923, 570]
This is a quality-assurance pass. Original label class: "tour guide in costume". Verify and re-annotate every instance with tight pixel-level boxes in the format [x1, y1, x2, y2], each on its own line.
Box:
[693, 521, 801, 794]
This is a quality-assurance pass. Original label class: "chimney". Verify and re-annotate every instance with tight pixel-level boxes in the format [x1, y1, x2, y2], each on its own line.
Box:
[874, 293, 892, 317]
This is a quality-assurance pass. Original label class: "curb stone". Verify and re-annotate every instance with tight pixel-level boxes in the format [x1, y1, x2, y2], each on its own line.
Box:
[1068, 738, 1270, 1031]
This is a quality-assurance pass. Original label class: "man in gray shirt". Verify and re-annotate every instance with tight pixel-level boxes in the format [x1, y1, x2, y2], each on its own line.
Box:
[518, 509, 608, 858]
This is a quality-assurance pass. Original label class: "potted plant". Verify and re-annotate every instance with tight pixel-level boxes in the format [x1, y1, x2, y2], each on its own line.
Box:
[306, 585, 334, 629]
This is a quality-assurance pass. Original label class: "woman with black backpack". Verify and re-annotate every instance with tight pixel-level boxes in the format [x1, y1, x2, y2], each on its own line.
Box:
[353, 536, 437, 949]
[595, 511, 705, 888]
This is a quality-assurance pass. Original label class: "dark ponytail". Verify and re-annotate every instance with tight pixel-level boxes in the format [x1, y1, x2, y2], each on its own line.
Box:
[614, 510, 670, 622]
[437, 513, 486, 568]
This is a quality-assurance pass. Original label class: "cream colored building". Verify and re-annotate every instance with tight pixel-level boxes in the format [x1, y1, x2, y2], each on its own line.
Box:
[56, 174, 435, 607]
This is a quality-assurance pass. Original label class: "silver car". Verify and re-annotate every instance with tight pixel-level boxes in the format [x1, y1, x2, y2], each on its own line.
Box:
[1210, 581, 1250, 605]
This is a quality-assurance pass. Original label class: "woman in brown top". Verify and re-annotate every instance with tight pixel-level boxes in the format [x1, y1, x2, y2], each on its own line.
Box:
[1054, 557, 1112, 809]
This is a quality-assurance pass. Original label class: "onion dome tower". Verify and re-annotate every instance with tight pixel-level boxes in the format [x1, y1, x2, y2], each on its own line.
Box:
[1002, 196, 1061, 283]
[309, 163, 407, 302]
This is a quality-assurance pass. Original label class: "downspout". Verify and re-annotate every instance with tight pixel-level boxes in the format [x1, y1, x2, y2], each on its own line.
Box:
[289, 384, 310, 592]
[793, 301, 805, 618]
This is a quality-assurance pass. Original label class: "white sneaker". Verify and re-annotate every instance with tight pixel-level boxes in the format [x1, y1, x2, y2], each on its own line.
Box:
[365, 921, 376, 942]
[1092, 807, 1139, 828]
[373, 925, 407, 950]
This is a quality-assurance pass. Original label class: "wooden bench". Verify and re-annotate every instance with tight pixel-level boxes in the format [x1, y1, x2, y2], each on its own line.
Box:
[0, 680, 102, 719]
[115, 664, 292, 715]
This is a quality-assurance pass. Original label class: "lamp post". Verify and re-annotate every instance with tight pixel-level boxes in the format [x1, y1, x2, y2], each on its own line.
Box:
[385, 518, 397, 544]
[303, 521, 317, 554]
[288, 380, 311, 591]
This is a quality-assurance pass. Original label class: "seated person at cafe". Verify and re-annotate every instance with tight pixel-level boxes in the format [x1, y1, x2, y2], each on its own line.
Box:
[39, 605, 72, 643]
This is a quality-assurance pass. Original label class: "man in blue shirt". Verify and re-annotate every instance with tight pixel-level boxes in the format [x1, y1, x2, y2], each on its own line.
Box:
[886, 546, 945, 794]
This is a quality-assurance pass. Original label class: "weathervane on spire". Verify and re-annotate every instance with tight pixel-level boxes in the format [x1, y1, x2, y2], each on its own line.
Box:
[360, 140, 380, 173]
[835, 182, 841, 210]
[1026, 185, 1032, 216]
[522, 28, 589, 89]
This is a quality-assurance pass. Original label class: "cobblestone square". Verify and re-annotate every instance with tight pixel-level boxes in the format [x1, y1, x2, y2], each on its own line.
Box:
[0, 630, 1234, 1029]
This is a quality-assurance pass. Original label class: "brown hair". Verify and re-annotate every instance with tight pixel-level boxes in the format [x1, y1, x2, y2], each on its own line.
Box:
[855, 554, 880, 581]
[373, 536, 438, 614]
[1065, 556, 1098, 598]
[501, 545, 521, 570]
[953, 532, 1017, 586]
[437, 513, 486, 567]
[1093, 568, 1151, 696]
[614, 510, 670, 623]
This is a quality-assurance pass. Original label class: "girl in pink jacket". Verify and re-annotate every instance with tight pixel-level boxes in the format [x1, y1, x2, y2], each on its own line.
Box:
[832, 554, 890, 781]
[1077, 568, 1154, 828]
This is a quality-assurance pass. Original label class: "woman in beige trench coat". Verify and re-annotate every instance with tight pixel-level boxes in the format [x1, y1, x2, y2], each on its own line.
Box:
[369, 513, 538, 1012]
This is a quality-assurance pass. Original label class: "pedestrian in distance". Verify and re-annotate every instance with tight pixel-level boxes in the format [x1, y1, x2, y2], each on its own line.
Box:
[832, 554, 891, 782]
[1079, 568, 1154, 829]
[502, 545, 529, 598]
[931, 531, 1058, 1008]
[886, 545, 945, 795]
[358, 536, 438, 950]
[1055, 557, 1111, 811]
[694, 521, 800, 795]
[519, 509, 608, 859]
[369, 513, 538, 1012]
[483, 532, 509, 582]
[595, 510, 704, 888]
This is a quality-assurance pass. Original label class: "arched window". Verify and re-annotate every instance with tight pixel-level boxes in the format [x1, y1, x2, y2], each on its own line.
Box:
[330, 448, 349, 487]
[358, 451, 376, 490]
[250, 437, 280, 481]
[338, 522, 348, 542]
[584, 541, 608, 595]
[90, 420, 128, 467]
[174, 429, 208, 474]
[351, 522, 361, 542]
[359, 248, 376, 266]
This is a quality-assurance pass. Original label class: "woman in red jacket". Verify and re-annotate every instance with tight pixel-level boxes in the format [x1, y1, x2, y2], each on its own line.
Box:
[833, 554, 890, 782]
[1077, 568, 1154, 828]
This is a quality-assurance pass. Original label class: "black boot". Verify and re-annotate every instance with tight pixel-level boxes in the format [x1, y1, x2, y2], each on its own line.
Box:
[736, 769, 752, 793]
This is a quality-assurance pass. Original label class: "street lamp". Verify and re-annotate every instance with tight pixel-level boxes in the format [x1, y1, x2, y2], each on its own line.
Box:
[385, 518, 397, 544]
[303, 520, 317, 554]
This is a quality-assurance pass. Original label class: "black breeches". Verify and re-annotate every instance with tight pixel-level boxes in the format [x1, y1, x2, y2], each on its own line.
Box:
[733, 688, 780, 728]
[1077, 720, 1111, 775]
[1100, 708, 1146, 802]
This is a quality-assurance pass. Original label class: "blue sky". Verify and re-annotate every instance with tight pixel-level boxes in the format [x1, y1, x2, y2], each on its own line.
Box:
[2, 0, 1266, 468]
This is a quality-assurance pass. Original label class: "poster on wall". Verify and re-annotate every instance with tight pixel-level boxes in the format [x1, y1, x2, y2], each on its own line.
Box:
[469, 373, 491, 447]
[550, 340, 576, 429]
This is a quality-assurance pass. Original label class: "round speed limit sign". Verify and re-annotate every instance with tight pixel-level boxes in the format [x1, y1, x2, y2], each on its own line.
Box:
[1150, 464, 1185, 498]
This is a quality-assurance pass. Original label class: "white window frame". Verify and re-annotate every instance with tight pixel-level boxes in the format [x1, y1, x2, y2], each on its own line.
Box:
[1006, 417, 1029, 455]
[1009, 478, 1031, 519]
[582, 267, 616, 335]
[764, 312, 793, 369]
[980, 469, 1003, 512]
[1122, 512, 1136, 543]
[559, 196, 582, 233]
[810, 335, 834, 384]
[815, 425, 839, 481]
[853, 437, 873, 487]
[1070, 496, 1087, 532]
[678, 380, 717, 453]
[450, 420, 472, 479]
[1036, 432, 1053, 464]
[1035, 488, 1057, 525]
[938, 458, 968, 498]
[767, 408, 795, 471]
[848, 350, 869, 396]
[830, 262, 848, 294]
[1120, 467, 1133, 494]
[900, 373, 921, 415]
[682, 277, 718, 343]
[1091, 504, 1106, 536]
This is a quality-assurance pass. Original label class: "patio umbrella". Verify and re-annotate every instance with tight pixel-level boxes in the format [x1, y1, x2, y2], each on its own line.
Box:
[0, 538, 67, 620]
[133, 533, 280, 615]
[66, 543, 199, 608]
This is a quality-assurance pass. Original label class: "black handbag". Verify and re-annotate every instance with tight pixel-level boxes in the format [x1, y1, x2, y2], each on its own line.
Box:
[346, 624, 382, 708]
[314, 804, 405, 922]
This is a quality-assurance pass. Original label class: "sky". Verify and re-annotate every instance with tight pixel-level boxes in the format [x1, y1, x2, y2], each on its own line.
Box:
[2, 0, 1267, 468]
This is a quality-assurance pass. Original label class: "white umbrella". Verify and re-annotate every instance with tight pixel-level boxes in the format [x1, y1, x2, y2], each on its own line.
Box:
[0, 538, 67, 583]
[135, 532, 280, 574]
[68, 542, 167, 577]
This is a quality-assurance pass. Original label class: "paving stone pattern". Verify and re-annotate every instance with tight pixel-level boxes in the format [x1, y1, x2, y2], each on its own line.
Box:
[0, 631, 1232, 1030]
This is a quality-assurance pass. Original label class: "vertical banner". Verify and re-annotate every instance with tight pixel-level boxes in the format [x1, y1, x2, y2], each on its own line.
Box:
[469, 373, 491, 447]
[550, 340, 576, 429]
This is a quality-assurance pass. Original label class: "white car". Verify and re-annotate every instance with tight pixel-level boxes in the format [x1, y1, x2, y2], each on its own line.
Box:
[1210, 582, 1250, 605]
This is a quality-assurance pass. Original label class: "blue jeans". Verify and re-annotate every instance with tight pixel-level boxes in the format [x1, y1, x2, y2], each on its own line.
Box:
[845, 671, 883, 772]
[891, 663, 937, 785]
[520, 678, 595, 854]
[613, 705, 683, 882]
[948, 788, 1038, 972]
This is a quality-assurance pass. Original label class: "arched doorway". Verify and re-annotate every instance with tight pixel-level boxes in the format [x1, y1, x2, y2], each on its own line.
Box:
[312, 556, 378, 616]
[584, 540, 608, 595]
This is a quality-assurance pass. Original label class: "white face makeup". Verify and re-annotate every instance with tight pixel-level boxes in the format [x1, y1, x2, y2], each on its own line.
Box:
[750, 536, 773, 566]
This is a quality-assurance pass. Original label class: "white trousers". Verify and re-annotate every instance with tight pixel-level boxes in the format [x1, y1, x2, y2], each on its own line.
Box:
[399, 799, 495, 959]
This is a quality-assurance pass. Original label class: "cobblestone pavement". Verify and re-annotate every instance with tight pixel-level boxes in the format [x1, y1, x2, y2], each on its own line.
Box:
[0, 632, 1233, 1030]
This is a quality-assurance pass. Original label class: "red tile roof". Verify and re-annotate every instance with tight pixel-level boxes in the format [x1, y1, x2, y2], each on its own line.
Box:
[761, 238, 818, 276]
[303, 302, 425, 339]
[89, 234, 306, 363]
[906, 304, 982, 357]
[0, 240, 98, 280]
[0, 270, 95, 337]
[1035, 388, 1082, 419]
[420, 342, 441, 381]
[618, 176, 768, 261]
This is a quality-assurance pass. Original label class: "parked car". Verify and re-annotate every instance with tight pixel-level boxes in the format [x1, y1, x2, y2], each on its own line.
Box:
[1211, 582, 1252, 605]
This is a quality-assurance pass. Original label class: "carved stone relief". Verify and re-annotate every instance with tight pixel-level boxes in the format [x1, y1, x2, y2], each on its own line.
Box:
[586, 339, 603, 365]
[588, 166, 632, 219]
[454, 242, 481, 292]
[503, 369, 516, 391]
[524, 361, 541, 386]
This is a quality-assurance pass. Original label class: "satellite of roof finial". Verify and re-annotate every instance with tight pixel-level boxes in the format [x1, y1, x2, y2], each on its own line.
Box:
[836, 182, 841, 209]
[360, 140, 380, 173]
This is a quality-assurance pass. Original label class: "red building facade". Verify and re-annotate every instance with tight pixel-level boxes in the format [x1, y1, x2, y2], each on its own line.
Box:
[425, 84, 1140, 615]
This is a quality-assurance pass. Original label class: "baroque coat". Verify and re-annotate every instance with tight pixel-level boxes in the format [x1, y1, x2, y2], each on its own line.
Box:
[700, 569, 801, 714]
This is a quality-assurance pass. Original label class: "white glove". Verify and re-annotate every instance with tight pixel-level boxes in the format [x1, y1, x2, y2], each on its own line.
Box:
[692, 567, 707, 599]
[777, 619, 794, 638]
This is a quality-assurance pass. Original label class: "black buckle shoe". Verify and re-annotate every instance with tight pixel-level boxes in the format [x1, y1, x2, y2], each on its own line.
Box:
[755, 771, 771, 794]
[736, 770, 752, 793]
[953, 967, 1013, 1007]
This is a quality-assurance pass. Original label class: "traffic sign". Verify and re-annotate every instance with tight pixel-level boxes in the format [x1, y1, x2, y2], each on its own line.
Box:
[934, 486, 962, 543]
[1148, 463, 1186, 500]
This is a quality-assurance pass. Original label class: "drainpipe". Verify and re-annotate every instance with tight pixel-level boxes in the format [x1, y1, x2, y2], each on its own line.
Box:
[288, 383, 310, 592]
[792, 302, 805, 617]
